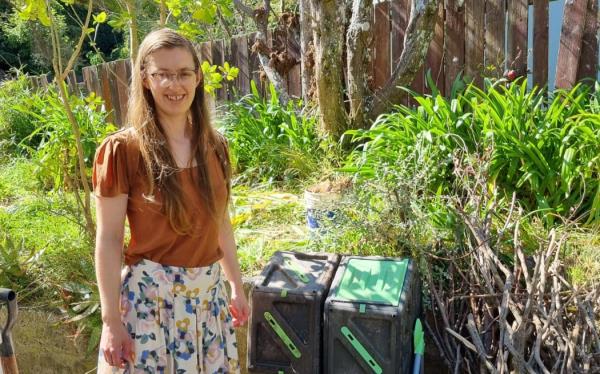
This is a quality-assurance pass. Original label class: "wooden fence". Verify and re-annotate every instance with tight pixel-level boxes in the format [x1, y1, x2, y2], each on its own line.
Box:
[28, 0, 599, 127]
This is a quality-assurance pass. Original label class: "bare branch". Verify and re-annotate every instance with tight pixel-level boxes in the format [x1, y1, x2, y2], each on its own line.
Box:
[62, 0, 93, 78]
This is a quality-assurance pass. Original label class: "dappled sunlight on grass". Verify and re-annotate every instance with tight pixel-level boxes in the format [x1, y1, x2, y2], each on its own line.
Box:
[231, 185, 309, 276]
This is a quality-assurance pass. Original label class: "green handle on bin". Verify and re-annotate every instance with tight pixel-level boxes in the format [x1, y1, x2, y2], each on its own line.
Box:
[284, 258, 309, 283]
[341, 326, 382, 374]
[264, 312, 302, 359]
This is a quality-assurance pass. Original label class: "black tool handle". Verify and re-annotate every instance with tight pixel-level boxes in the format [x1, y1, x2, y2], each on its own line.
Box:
[0, 288, 17, 358]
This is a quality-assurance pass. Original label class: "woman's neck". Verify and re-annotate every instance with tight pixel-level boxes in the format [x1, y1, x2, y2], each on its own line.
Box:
[157, 112, 190, 142]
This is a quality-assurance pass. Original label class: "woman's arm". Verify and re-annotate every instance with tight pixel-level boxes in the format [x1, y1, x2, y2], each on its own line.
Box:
[95, 194, 134, 368]
[218, 209, 249, 327]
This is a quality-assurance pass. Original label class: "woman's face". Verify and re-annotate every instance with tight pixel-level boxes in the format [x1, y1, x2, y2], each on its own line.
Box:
[143, 47, 201, 120]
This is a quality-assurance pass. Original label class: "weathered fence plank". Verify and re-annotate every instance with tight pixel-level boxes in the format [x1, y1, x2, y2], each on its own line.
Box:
[82, 65, 101, 98]
[465, 0, 485, 86]
[374, 1, 391, 90]
[107, 61, 123, 126]
[507, 0, 529, 77]
[231, 35, 250, 96]
[533, 0, 549, 88]
[485, 0, 506, 76]
[286, 27, 302, 99]
[425, 2, 445, 95]
[555, 0, 587, 88]
[66, 70, 78, 95]
[391, 0, 408, 64]
[211, 39, 227, 101]
[576, 0, 599, 82]
[223, 38, 235, 101]
[99, 63, 115, 124]
[115, 59, 130, 126]
[199, 41, 213, 64]
[445, 0, 464, 96]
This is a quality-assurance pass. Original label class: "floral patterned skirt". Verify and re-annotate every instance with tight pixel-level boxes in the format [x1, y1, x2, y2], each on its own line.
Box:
[97, 259, 240, 374]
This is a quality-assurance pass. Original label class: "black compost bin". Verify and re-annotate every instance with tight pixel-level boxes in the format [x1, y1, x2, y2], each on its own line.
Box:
[248, 251, 340, 374]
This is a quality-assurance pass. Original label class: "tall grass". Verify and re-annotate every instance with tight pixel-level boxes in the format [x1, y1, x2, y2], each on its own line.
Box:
[344, 79, 600, 225]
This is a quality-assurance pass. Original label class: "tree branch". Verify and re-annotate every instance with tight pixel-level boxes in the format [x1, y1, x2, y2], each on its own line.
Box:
[235, 0, 291, 105]
[346, 0, 373, 129]
[232, 0, 253, 18]
[368, 0, 439, 120]
[62, 0, 93, 78]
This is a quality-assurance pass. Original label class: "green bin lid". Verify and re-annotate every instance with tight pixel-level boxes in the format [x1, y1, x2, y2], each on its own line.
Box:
[333, 258, 408, 306]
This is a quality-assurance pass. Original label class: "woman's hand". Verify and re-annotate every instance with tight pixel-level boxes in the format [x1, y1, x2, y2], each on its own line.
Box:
[100, 320, 135, 369]
[229, 286, 250, 328]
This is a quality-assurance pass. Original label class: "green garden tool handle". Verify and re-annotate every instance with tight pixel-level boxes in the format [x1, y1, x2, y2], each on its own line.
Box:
[0, 288, 18, 374]
[413, 318, 425, 374]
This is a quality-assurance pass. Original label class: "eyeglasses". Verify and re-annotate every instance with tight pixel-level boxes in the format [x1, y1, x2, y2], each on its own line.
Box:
[147, 69, 197, 87]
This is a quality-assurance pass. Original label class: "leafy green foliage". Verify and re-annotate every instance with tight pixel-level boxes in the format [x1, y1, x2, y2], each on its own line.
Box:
[14, 87, 116, 190]
[0, 75, 39, 156]
[0, 230, 40, 292]
[165, 0, 235, 39]
[220, 81, 326, 185]
[344, 79, 600, 225]
[201, 60, 239, 95]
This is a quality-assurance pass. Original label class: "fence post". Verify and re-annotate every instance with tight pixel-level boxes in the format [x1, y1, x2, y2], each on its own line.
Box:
[555, 0, 587, 89]
[533, 0, 549, 89]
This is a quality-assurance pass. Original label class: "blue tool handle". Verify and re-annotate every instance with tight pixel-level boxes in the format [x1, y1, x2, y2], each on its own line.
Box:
[412, 354, 423, 374]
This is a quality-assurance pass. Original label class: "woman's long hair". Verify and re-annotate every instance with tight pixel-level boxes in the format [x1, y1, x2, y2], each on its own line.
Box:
[128, 28, 228, 234]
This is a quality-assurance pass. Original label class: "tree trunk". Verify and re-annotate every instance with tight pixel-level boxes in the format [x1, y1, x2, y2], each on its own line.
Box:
[310, 0, 349, 137]
[346, 0, 374, 129]
[125, 0, 139, 62]
[299, 0, 314, 104]
[159, 0, 167, 27]
[368, 0, 439, 120]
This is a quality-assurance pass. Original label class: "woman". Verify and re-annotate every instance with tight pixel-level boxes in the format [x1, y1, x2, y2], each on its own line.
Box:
[94, 28, 249, 373]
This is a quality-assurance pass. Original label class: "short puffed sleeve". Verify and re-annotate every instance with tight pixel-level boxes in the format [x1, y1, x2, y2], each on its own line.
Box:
[92, 134, 130, 197]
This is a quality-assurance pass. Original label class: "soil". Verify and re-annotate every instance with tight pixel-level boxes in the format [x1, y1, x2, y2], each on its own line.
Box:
[0, 308, 97, 373]
[306, 177, 353, 194]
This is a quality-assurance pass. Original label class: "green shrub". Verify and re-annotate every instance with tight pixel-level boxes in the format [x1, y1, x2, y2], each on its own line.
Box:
[219, 81, 326, 185]
[14, 87, 116, 190]
[0, 75, 40, 156]
[344, 79, 600, 225]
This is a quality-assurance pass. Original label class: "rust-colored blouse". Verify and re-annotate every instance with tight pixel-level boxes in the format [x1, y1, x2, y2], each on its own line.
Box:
[92, 128, 230, 267]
